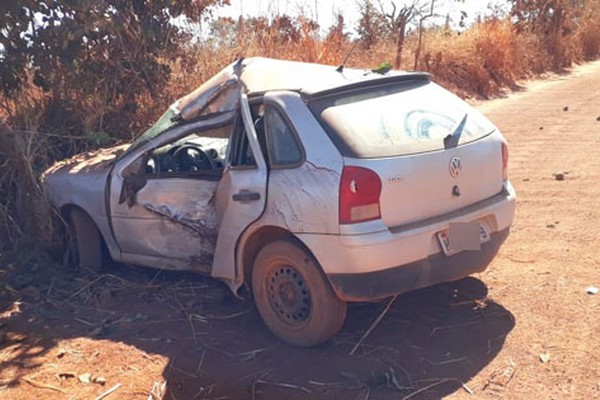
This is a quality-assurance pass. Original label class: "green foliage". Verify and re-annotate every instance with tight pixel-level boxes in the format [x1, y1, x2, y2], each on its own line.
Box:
[84, 130, 112, 147]
[0, 0, 227, 137]
[371, 62, 393, 74]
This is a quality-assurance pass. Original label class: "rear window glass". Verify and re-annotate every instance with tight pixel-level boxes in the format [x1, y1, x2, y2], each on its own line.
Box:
[309, 81, 496, 158]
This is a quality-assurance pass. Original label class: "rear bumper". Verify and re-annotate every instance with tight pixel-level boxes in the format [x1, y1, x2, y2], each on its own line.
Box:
[328, 227, 509, 301]
[296, 183, 515, 301]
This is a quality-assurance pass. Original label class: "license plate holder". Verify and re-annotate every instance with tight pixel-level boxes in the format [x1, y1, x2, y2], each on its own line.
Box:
[437, 221, 490, 256]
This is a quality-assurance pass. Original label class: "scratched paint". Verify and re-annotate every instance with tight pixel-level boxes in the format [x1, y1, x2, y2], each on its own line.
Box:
[262, 162, 340, 234]
[118, 177, 221, 271]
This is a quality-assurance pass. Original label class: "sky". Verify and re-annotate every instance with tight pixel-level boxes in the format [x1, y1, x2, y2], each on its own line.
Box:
[214, 0, 507, 32]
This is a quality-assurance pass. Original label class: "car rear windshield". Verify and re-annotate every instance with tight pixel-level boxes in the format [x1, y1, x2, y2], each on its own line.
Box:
[308, 81, 496, 158]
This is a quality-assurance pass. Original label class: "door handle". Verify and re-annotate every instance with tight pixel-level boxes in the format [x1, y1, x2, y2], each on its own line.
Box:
[232, 191, 261, 202]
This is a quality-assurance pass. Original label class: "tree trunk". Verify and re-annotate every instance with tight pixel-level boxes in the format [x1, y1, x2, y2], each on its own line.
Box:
[394, 22, 407, 69]
[414, 0, 436, 71]
[414, 21, 424, 70]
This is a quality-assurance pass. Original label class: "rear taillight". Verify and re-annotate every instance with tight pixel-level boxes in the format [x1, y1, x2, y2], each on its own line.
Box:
[339, 166, 382, 224]
[501, 142, 509, 181]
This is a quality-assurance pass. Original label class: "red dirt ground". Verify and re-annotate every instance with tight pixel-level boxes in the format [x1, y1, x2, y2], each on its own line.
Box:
[1, 60, 600, 400]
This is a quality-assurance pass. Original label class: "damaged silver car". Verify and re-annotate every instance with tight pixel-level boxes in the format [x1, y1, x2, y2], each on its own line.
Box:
[43, 57, 516, 346]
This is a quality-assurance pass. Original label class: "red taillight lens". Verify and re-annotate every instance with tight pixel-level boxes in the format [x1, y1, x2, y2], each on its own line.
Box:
[339, 166, 382, 224]
[501, 142, 509, 181]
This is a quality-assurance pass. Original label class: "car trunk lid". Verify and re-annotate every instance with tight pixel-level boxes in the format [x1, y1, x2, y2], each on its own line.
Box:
[344, 133, 503, 228]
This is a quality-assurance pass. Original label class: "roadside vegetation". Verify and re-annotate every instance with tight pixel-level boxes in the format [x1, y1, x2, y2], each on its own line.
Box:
[0, 0, 599, 255]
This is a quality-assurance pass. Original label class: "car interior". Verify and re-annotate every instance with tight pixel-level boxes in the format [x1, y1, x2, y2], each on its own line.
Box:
[144, 102, 271, 178]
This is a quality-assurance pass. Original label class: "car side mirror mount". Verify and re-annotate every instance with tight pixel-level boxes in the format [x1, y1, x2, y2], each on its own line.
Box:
[119, 175, 148, 206]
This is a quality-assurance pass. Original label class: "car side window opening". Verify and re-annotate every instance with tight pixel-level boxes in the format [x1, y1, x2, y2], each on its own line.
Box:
[251, 102, 270, 165]
[228, 112, 258, 168]
[264, 105, 303, 167]
[144, 124, 231, 178]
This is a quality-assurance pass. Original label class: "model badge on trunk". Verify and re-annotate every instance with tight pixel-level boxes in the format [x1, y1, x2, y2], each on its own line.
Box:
[388, 174, 404, 183]
[449, 157, 462, 178]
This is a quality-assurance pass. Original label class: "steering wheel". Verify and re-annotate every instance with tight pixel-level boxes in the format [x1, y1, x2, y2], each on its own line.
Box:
[172, 145, 215, 172]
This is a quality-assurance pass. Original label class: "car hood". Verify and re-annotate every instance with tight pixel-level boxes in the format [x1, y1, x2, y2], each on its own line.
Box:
[42, 144, 129, 210]
[43, 144, 129, 177]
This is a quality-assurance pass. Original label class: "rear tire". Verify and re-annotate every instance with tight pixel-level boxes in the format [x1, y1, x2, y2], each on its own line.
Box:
[252, 240, 346, 346]
[66, 209, 104, 272]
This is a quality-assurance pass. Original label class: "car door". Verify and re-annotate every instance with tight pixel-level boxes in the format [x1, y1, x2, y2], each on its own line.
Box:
[108, 113, 234, 272]
[211, 94, 268, 282]
[107, 94, 268, 277]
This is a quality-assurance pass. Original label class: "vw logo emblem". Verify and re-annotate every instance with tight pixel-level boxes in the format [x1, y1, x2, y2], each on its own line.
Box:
[449, 157, 462, 178]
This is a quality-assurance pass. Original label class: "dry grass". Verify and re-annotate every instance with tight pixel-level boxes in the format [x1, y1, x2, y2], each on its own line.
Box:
[579, 6, 600, 61]
[412, 21, 551, 98]
[0, 93, 66, 252]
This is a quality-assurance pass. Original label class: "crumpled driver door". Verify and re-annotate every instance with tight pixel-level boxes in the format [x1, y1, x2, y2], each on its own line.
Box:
[211, 93, 268, 284]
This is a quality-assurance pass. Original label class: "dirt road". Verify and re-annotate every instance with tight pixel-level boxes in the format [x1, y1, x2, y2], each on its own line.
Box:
[1, 61, 600, 400]
[469, 60, 600, 399]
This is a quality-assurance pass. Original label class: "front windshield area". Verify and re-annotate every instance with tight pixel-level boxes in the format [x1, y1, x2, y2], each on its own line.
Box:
[129, 107, 181, 151]
[309, 81, 496, 158]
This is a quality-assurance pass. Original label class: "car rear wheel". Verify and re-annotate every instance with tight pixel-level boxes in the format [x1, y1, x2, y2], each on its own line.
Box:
[252, 240, 347, 346]
[66, 208, 104, 272]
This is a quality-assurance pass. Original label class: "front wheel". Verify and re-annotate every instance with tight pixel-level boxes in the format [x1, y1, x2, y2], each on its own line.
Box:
[252, 240, 347, 347]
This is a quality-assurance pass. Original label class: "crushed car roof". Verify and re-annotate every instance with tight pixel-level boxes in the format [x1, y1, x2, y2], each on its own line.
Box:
[176, 57, 429, 122]
[239, 57, 395, 94]
[131, 57, 429, 147]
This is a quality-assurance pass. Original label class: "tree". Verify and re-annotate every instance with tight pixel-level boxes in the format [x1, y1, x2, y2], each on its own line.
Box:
[383, 1, 420, 69]
[356, 0, 390, 49]
[509, 0, 587, 67]
[356, 0, 436, 69]
[0, 0, 227, 137]
[413, 0, 436, 70]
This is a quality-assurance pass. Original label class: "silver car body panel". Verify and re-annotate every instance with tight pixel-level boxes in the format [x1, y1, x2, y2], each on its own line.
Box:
[42, 145, 129, 256]
[258, 91, 342, 234]
[172, 57, 424, 109]
[173, 57, 410, 122]
[177, 66, 240, 121]
[298, 184, 516, 274]
[230, 91, 344, 291]
[297, 183, 515, 276]
[348, 131, 505, 229]
[238, 57, 414, 96]
[115, 178, 219, 270]
[211, 93, 268, 284]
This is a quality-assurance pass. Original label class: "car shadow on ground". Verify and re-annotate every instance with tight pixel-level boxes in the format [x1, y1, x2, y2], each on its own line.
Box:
[0, 259, 514, 399]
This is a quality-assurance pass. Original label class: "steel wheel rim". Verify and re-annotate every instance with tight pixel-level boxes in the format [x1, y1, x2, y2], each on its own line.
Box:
[267, 264, 311, 325]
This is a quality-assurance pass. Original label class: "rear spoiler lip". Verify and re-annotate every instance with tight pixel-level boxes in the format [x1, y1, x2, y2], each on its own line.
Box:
[303, 72, 431, 101]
